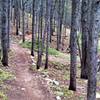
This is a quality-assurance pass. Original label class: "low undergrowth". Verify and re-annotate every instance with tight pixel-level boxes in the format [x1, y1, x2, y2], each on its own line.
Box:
[0, 68, 14, 100]
[20, 40, 62, 56]
[0, 91, 7, 100]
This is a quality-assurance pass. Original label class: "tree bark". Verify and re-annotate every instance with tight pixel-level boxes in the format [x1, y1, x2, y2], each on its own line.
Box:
[1, 0, 8, 66]
[22, 0, 25, 42]
[31, 0, 35, 56]
[45, 0, 50, 69]
[87, 0, 100, 100]
[7, 0, 11, 49]
[81, 0, 91, 79]
[69, 0, 80, 91]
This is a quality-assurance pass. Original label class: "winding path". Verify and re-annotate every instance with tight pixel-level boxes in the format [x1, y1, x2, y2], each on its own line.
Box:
[7, 42, 54, 100]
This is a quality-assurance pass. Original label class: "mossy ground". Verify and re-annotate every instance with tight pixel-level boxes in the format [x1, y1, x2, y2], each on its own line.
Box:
[0, 67, 14, 100]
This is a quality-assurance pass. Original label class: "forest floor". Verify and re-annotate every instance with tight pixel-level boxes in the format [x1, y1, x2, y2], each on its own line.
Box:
[0, 34, 98, 100]
[5, 38, 55, 100]
[7, 34, 100, 100]
[0, 31, 100, 100]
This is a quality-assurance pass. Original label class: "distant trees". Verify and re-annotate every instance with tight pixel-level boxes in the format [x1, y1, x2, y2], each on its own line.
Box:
[57, 0, 65, 50]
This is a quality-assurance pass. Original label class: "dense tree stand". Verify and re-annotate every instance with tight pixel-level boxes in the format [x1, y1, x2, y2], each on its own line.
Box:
[0, 0, 100, 99]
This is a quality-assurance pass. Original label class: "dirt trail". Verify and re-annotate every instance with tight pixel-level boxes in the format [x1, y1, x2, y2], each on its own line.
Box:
[7, 42, 54, 100]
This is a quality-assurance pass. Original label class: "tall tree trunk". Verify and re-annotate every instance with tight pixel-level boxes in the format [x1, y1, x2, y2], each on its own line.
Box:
[15, 0, 19, 35]
[45, 0, 50, 69]
[81, 0, 90, 79]
[7, 0, 11, 49]
[57, 0, 61, 51]
[56, 0, 65, 50]
[37, 0, 42, 69]
[49, 0, 53, 43]
[18, 0, 21, 29]
[69, 0, 80, 91]
[10, 0, 13, 22]
[13, 0, 16, 26]
[39, 0, 44, 66]
[1, 0, 8, 66]
[87, 0, 100, 100]
[22, 0, 25, 42]
[26, 12, 29, 33]
[31, 0, 35, 56]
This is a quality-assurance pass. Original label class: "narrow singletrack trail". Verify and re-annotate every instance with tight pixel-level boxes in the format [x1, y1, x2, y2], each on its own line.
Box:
[7, 41, 54, 100]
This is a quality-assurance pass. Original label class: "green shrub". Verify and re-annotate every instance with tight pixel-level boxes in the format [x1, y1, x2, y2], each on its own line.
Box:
[0, 69, 13, 82]
[20, 41, 32, 49]
[20, 40, 61, 56]
[48, 48, 60, 56]
[0, 91, 7, 100]
[20, 40, 43, 52]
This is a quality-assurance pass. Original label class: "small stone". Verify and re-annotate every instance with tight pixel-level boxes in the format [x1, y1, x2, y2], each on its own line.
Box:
[45, 78, 53, 82]
[14, 77, 17, 80]
[42, 74, 47, 78]
[31, 59, 34, 62]
[53, 80, 59, 86]
[31, 56, 34, 59]
[21, 88, 26, 91]
[42, 74, 49, 78]
[32, 59, 36, 63]
[18, 31, 23, 35]
[97, 58, 100, 62]
[45, 78, 53, 85]
[32, 63, 36, 66]
[56, 96, 61, 100]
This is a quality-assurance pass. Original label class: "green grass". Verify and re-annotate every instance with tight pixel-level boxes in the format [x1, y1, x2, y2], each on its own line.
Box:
[20, 40, 62, 56]
[0, 91, 7, 100]
[0, 92, 7, 100]
[0, 69, 13, 83]
[20, 40, 81, 65]
[48, 48, 60, 56]
[20, 41, 32, 49]
[52, 85, 73, 97]
[0, 69, 14, 100]
[20, 39, 43, 51]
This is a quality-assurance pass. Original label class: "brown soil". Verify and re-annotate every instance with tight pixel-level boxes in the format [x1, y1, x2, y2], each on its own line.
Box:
[7, 42, 55, 100]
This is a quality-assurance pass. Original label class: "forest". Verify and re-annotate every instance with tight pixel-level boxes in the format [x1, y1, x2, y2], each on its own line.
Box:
[0, 0, 100, 100]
